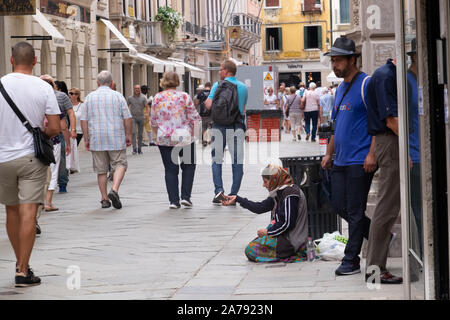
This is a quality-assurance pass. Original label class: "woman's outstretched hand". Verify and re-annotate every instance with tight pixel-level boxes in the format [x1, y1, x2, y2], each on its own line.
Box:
[257, 229, 268, 238]
[221, 195, 236, 206]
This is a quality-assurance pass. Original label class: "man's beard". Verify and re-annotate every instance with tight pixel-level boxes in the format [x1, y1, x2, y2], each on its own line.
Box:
[334, 68, 348, 78]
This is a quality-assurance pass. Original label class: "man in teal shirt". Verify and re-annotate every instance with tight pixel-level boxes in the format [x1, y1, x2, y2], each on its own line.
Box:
[205, 60, 248, 204]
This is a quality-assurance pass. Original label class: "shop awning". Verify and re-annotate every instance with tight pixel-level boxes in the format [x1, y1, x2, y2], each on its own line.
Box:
[137, 53, 166, 73]
[32, 9, 65, 47]
[326, 71, 343, 84]
[168, 59, 206, 79]
[100, 18, 137, 56]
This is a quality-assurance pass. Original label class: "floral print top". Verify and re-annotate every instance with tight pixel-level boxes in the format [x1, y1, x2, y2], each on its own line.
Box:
[151, 89, 201, 147]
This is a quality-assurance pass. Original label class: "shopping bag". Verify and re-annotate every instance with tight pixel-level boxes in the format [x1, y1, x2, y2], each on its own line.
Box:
[67, 138, 80, 173]
[313, 231, 347, 261]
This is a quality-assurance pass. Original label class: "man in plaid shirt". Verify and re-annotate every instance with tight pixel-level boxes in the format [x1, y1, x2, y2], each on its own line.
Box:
[81, 71, 132, 209]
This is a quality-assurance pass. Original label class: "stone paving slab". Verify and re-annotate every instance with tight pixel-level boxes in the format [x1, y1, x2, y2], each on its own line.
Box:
[0, 134, 405, 300]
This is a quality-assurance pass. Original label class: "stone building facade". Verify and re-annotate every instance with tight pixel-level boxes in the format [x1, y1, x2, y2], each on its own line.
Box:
[0, 0, 108, 99]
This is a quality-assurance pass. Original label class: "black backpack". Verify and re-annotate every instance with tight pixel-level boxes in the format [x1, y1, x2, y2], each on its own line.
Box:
[198, 90, 211, 117]
[211, 80, 242, 125]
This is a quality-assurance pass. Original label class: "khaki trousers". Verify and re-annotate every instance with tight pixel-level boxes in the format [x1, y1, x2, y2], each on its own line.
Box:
[366, 132, 400, 272]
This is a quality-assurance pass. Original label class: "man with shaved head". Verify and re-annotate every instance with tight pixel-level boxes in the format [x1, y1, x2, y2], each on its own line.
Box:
[127, 84, 149, 154]
[0, 42, 61, 287]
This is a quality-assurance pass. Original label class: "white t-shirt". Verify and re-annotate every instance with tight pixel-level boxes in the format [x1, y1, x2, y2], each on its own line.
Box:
[264, 94, 278, 110]
[73, 102, 86, 134]
[0, 73, 60, 163]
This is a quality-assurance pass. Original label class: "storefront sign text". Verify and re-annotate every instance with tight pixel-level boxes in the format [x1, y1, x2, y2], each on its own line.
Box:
[287, 64, 303, 69]
[0, 0, 36, 16]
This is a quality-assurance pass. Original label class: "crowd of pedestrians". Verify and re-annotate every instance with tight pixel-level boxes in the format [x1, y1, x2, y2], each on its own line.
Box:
[274, 80, 337, 143]
[0, 40, 412, 289]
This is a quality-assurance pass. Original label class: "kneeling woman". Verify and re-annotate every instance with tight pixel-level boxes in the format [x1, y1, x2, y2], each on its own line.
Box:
[222, 165, 309, 262]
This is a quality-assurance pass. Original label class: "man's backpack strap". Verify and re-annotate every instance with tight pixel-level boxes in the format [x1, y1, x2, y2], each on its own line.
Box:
[361, 76, 371, 109]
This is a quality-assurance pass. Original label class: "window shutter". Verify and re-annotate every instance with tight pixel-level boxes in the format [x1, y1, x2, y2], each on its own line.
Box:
[277, 28, 283, 51]
[265, 0, 279, 7]
[317, 25, 322, 49]
[304, 26, 309, 49]
[304, 0, 316, 11]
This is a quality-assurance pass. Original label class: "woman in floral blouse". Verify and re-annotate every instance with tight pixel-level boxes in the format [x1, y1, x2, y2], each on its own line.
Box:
[151, 72, 201, 209]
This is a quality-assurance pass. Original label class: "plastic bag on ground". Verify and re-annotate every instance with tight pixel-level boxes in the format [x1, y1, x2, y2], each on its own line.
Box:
[313, 231, 348, 261]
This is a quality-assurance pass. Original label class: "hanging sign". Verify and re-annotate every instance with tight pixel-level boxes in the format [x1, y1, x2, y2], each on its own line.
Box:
[0, 0, 36, 16]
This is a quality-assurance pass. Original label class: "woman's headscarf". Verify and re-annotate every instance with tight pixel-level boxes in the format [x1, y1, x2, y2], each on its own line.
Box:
[261, 164, 293, 197]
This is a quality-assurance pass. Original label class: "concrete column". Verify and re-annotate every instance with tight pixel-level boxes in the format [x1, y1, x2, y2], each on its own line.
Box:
[125, 62, 134, 98]
[111, 56, 123, 93]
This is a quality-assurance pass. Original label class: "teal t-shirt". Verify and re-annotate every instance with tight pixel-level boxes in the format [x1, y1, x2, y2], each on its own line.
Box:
[208, 77, 248, 115]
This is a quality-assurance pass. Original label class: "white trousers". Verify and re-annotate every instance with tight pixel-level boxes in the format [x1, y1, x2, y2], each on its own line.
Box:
[48, 143, 61, 191]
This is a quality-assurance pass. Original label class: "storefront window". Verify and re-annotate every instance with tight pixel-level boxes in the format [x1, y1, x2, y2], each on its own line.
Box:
[402, 0, 425, 299]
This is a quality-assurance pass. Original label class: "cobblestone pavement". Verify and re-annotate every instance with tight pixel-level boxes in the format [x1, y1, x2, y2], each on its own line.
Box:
[0, 133, 404, 300]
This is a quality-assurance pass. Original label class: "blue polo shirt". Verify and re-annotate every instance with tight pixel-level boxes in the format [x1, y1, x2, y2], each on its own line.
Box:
[332, 72, 372, 166]
[366, 59, 398, 135]
[408, 71, 420, 163]
[209, 77, 248, 115]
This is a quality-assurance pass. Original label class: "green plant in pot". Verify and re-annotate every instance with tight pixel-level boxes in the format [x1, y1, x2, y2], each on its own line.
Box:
[155, 6, 183, 42]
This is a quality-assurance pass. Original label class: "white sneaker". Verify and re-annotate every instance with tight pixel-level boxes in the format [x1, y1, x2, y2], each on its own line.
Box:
[180, 199, 193, 207]
[169, 203, 181, 209]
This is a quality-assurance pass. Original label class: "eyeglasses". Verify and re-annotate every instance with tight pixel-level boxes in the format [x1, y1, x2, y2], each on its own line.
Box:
[69, 92, 78, 95]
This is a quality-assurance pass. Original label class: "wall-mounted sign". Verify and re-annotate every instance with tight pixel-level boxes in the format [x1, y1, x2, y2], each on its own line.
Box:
[263, 71, 275, 96]
[229, 26, 241, 39]
[40, 0, 90, 23]
[0, 0, 36, 16]
[418, 86, 424, 116]
[287, 64, 303, 69]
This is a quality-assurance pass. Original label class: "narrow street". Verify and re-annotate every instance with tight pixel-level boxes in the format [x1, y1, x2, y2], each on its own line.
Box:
[0, 134, 403, 300]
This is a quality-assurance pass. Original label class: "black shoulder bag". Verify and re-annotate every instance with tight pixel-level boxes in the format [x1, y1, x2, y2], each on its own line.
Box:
[0, 80, 55, 166]
[285, 95, 297, 118]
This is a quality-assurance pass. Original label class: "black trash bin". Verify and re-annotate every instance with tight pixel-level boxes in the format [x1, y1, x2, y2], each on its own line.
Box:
[280, 156, 340, 240]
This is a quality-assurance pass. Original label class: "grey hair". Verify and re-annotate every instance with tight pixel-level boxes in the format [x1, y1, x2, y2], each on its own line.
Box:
[97, 70, 113, 86]
[309, 82, 317, 90]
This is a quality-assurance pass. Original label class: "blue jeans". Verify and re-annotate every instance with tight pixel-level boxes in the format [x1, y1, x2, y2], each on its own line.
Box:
[211, 123, 245, 195]
[304, 111, 319, 141]
[158, 143, 196, 204]
[331, 165, 374, 264]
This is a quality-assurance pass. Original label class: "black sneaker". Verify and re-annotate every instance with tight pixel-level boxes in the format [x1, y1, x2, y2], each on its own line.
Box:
[101, 199, 111, 208]
[107, 189, 122, 209]
[15, 268, 41, 287]
[180, 199, 193, 207]
[335, 261, 361, 276]
[36, 223, 41, 235]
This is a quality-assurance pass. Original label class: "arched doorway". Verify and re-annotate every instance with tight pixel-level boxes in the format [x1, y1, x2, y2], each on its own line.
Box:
[70, 45, 80, 88]
[56, 47, 66, 82]
[40, 40, 51, 76]
[83, 46, 92, 96]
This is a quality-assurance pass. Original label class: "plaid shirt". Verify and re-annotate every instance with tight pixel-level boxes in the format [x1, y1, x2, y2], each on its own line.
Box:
[81, 86, 131, 151]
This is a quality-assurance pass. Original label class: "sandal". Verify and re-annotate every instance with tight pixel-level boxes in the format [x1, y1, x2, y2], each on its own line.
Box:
[44, 205, 59, 212]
